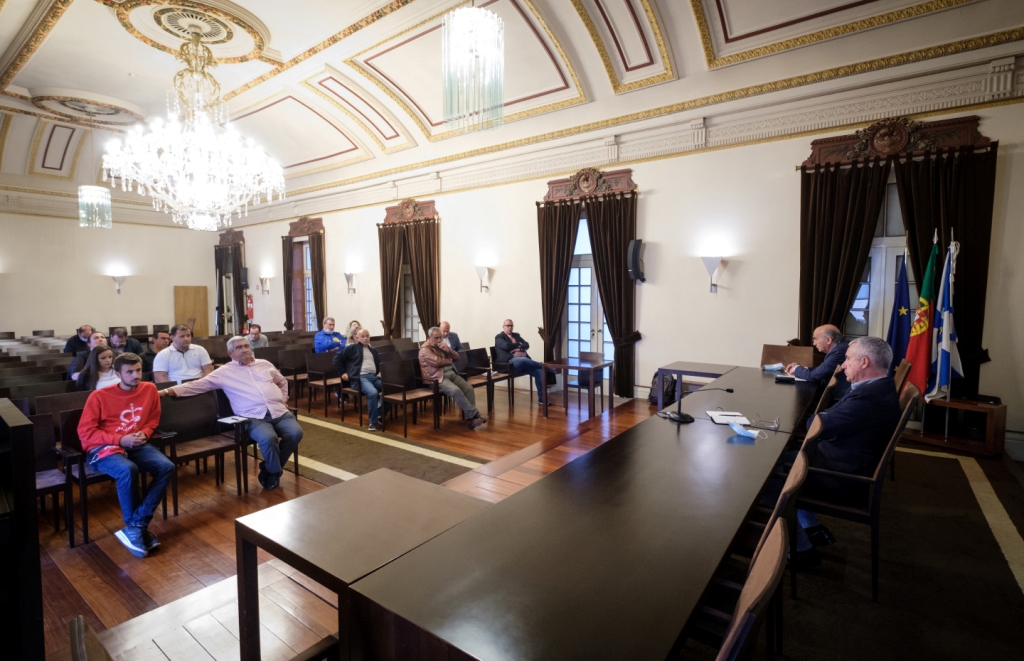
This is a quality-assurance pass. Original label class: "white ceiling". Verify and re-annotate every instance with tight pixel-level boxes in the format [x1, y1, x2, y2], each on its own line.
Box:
[0, 0, 1021, 224]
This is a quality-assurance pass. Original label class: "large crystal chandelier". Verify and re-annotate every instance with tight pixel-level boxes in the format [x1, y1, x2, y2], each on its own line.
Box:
[442, 6, 504, 133]
[103, 32, 284, 230]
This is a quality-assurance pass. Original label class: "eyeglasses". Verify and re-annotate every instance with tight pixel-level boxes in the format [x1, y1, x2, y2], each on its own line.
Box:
[751, 414, 780, 431]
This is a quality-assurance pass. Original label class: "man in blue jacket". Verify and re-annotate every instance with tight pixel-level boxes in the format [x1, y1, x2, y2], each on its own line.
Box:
[314, 317, 346, 353]
[785, 324, 850, 399]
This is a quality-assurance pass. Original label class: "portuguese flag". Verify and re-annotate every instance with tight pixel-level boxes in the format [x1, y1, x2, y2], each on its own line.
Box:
[905, 237, 939, 396]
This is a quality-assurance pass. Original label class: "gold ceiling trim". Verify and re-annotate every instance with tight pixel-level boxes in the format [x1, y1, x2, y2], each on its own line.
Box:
[689, 0, 977, 69]
[0, 113, 10, 171]
[571, 0, 674, 94]
[30, 95, 144, 126]
[284, 152, 375, 181]
[0, 103, 123, 132]
[222, 0, 422, 102]
[98, 0, 266, 64]
[344, 0, 586, 142]
[299, 78, 415, 155]
[290, 25, 1024, 196]
[0, 183, 155, 207]
[0, 0, 75, 92]
[68, 127, 88, 179]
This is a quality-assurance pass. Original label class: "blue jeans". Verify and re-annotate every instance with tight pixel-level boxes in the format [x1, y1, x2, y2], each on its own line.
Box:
[358, 374, 383, 426]
[510, 357, 544, 398]
[92, 444, 174, 528]
[248, 411, 303, 474]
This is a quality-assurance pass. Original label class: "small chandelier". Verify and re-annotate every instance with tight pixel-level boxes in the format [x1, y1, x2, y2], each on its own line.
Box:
[78, 185, 112, 228]
[103, 32, 284, 230]
[442, 6, 504, 133]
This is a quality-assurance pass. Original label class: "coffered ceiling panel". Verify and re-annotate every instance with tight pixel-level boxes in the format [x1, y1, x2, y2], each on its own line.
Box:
[572, 0, 673, 93]
[230, 94, 371, 178]
[26, 120, 87, 179]
[346, 0, 585, 141]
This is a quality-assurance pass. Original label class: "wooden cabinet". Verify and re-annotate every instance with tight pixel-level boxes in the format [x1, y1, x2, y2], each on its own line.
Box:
[902, 397, 1007, 456]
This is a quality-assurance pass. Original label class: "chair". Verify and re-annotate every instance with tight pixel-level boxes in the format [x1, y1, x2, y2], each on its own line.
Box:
[253, 346, 282, 367]
[392, 337, 417, 352]
[278, 348, 310, 407]
[68, 615, 115, 661]
[460, 342, 471, 350]
[796, 382, 920, 601]
[0, 373, 63, 390]
[31, 413, 72, 535]
[888, 359, 912, 480]
[489, 346, 533, 409]
[152, 324, 170, 334]
[306, 352, 343, 417]
[9, 380, 76, 410]
[369, 340, 394, 349]
[811, 365, 843, 417]
[0, 366, 51, 378]
[760, 344, 816, 368]
[185, 317, 197, 332]
[153, 391, 242, 514]
[32, 330, 55, 337]
[469, 348, 509, 409]
[380, 360, 441, 437]
[453, 349, 496, 412]
[379, 350, 401, 363]
[0, 331, 15, 340]
[130, 325, 148, 336]
[58, 409, 114, 547]
[566, 351, 606, 414]
[399, 348, 421, 362]
[35, 391, 93, 435]
[10, 397, 30, 415]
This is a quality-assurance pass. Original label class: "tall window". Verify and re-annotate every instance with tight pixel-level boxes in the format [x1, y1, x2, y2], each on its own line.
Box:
[303, 243, 315, 332]
[565, 216, 613, 368]
[290, 240, 316, 331]
[402, 268, 420, 342]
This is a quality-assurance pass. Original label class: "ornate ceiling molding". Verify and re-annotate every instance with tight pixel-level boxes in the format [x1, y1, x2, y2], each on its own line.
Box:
[26, 121, 87, 180]
[688, 0, 977, 69]
[0, 0, 75, 93]
[28, 88, 145, 126]
[0, 113, 10, 171]
[571, 0, 674, 94]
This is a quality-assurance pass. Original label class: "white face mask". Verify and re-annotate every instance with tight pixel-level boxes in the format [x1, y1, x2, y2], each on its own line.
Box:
[729, 421, 767, 439]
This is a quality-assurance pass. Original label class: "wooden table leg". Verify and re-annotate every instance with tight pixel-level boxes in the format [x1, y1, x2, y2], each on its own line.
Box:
[588, 368, 596, 419]
[236, 529, 261, 661]
[542, 368, 548, 417]
[562, 367, 568, 411]
[608, 364, 614, 411]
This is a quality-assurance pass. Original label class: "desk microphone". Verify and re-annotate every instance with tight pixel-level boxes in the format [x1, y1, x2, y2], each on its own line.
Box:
[666, 388, 734, 423]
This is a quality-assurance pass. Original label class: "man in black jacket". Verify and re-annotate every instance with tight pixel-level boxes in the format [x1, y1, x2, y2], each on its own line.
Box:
[494, 319, 545, 404]
[64, 325, 94, 354]
[785, 324, 850, 399]
[334, 328, 385, 431]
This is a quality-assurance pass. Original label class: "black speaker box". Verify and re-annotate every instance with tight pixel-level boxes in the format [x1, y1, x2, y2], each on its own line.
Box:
[627, 240, 645, 282]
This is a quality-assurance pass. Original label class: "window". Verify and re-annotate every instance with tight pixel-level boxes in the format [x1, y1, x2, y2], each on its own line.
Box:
[402, 270, 420, 342]
[303, 243, 315, 332]
[565, 216, 612, 375]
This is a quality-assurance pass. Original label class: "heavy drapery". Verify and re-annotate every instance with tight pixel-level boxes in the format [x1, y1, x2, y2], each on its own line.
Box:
[798, 159, 890, 345]
[377, 223, 406, 340]
[281, 236, 294, 331]
[308, 231, 327, 330]
[537, 200, 582, 369]
[406, 219, 441, 333]
[586, 192, 640, 398]
[893, 145, 999, 396]
[214, 242, 245, 335]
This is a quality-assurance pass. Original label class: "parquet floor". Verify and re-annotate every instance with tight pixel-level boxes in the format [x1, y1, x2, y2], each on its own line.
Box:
[40, 388, 655, 660]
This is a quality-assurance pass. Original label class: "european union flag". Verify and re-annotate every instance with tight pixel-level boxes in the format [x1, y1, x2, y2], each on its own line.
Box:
[886, 256, 911, 377]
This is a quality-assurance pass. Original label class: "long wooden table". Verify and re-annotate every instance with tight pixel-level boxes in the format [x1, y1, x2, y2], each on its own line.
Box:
[348, 367, 820, 660]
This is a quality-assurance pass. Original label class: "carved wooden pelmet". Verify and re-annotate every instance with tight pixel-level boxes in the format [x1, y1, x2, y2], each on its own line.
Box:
[383, 198, 439, 224]
[287, 216, 325, 237]
[803, 115, 992, 166]
[543, 168, 638, 202]
[218, 229, 244, 245]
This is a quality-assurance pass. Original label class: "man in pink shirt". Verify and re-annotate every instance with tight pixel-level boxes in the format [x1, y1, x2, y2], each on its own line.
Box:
[161, 336, 302, 491]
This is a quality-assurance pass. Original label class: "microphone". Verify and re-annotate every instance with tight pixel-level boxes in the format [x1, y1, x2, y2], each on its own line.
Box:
[666, 387, 733, 423]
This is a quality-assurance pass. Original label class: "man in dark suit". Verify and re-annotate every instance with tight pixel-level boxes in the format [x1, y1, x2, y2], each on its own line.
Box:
[334, 328, 386, 431]
[785, 324, 850, 399]
[495, 319, 545, 404]
[439, 321, 463, 352]
[64, 325, 93, 354]
[792, 335, 902, 564]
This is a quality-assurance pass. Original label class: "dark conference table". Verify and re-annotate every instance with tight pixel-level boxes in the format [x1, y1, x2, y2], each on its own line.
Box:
[349, 367, 820, 660]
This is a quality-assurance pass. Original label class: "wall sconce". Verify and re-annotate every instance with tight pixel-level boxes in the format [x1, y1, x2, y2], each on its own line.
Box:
[260, 277, 271, 295]
[112, 275, 126, 295]
[345, 272, 357, 294]
[701, 257, 723, 293]
[475, 266, 491, 293]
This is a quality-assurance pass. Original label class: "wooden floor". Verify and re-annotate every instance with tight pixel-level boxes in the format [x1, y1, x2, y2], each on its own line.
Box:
[40, 388, 655, 660]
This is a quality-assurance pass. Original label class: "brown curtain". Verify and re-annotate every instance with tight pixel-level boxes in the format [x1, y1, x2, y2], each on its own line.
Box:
[214, 245, 229, 335]
[406, 218, 440, 333]
[537, 199, 582, 367]
[586, 193, 640, 398]
[799, 158, 890, 344]
[308, 231, 327, 329]
[378, 223, 406, 340]
[229, 243, 245, 335]
[281, 236, 294, 330]
[893, 145, 998, 396]
[214, 243, 245, 335]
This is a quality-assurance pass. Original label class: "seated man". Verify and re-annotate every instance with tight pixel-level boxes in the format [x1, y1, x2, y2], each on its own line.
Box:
[246, 323, 269, 349]
[77, 352, 171, 558]
[152, 324, 214, 383]
[420, 327, 487, 429]
[314, 317, 347, 353]
[494, 319, 545, 403]
[160, 336, 301, 491]
[784, 336, 902, 566]
[785, 324, 850, 399]
[439, 321, 463, 352]
[69, 331, 108, 381]
[64, 325, 93, 355]
[110, 328, 144, 356]
[334, 328, 386, 431]
[141, 329, 171, 373]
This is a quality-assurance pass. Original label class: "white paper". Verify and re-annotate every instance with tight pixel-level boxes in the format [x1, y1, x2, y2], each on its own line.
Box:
[763, 363, 784, 371]
[707, 411, 750, 425]
[218, 416, 246, 424]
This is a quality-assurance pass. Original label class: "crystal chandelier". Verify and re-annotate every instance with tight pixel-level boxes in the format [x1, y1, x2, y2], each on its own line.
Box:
[78, 185, 112, 228]
[103, 32, 284, 230]
[442, 6, 504, 133]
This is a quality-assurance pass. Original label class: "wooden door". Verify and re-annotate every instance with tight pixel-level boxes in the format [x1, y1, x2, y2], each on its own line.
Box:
[174, 286, 209, 337]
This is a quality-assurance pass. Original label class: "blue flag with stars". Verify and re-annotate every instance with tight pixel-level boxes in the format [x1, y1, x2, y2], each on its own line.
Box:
[886, 255, 911, 378]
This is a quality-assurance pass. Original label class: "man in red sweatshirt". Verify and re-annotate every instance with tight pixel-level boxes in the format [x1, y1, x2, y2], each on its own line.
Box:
[78, 352, 172, 558]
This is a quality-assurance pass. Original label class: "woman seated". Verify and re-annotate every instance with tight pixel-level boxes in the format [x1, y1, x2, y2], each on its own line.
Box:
[76, 346, 120, 391]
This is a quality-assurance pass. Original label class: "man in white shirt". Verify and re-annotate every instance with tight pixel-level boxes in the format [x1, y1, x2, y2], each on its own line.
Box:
[160, 336, 301, 490]
[152, 324, 214, 383]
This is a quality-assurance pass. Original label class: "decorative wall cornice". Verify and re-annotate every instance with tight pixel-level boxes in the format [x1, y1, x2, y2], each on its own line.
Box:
[218, 228, 245, 245]
[286, 216, 324, 236]
[383, 198, 437, 223]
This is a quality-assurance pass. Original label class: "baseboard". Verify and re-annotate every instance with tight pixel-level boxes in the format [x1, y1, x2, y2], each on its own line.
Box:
[1005, 431, 1024, 461]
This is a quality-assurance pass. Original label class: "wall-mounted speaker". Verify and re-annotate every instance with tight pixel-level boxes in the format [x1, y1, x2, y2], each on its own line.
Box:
[627, 240, 645, 282]
[240, 267, 249, 289]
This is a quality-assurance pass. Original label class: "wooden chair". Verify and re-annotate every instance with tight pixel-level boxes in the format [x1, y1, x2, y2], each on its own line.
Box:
[380, 360, 441, 437]
[760, 344, 815, 369]
[32, 330, 55, 337]
[35, 391, 93, 436]
[469, 348, 509, 410]
[811, 365, 844, 417]
[489, 346, 532, 409]
[185, 317, 196, 332]
[152, 324, 170, 334]
[0, 373, 64, 390]
[9, 397, 29, 415]
[130, 325, 148, 336]
[796, 382, 920, 602]
[153, 391, 241, 514]
[0, 331, 15, 340]
[369, 340, 394, 349]
[379, 350, 401, 363]
[392, 337, 417, 352]
[306, 352, 343, 417]
[399, 348, 421, 362]
[30, 413, 72, 536]
[889, 359, 911, 480]
[566, 350, 606, 414]
[338, 371, 365, 427]
[68, 615, 115, 661]
[0, 366, 51, 378]
[278, 349, 310, 407]
[9, 380, 75, 410]
[253, 346, 282, 367]
[453, 350, 495, 413]
[461, 342, 471, 350]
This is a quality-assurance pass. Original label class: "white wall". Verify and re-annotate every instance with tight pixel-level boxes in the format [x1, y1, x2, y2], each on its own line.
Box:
[0, 214, 218, 337]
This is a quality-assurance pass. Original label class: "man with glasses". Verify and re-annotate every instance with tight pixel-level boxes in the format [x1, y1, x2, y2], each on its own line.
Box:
[494, 319, 545, 404]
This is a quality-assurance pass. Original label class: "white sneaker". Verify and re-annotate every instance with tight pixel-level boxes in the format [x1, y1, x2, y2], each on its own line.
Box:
[368, 424, 379, 431]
